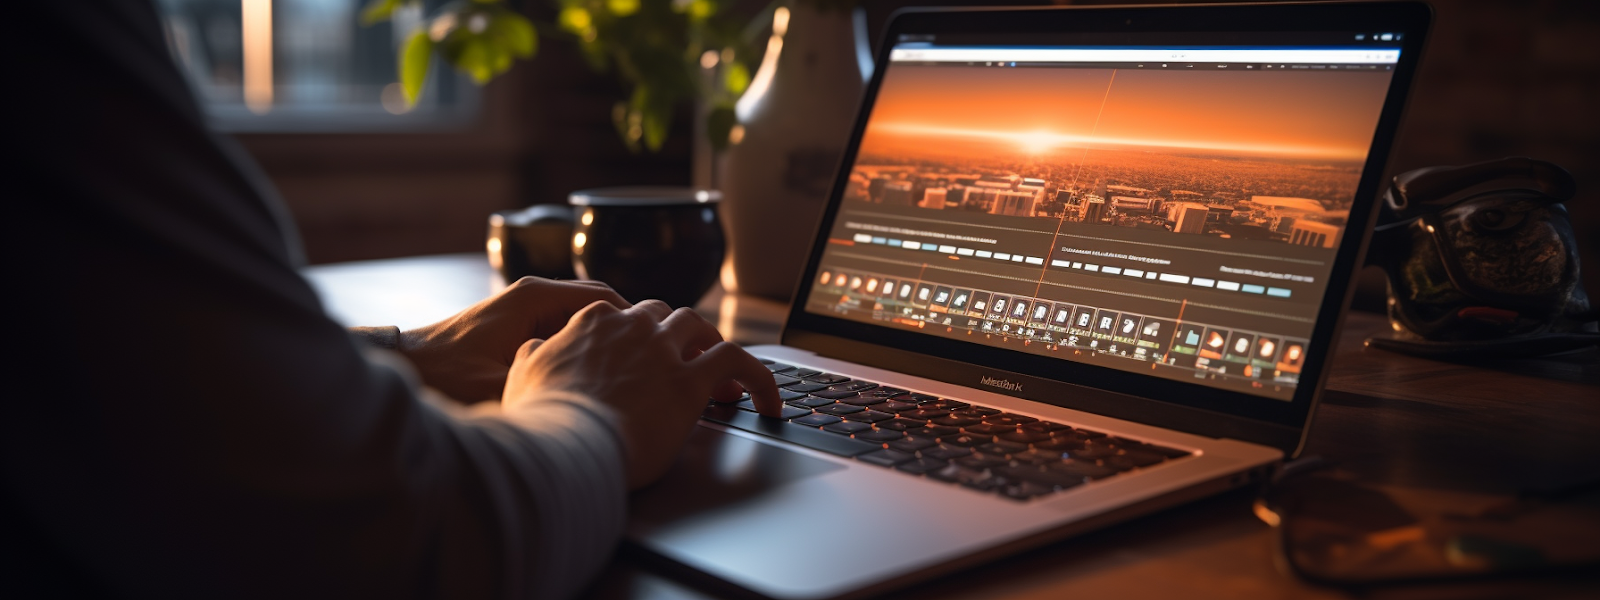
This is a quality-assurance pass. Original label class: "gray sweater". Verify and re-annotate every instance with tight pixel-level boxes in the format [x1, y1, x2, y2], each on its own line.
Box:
[2, 2, 625, 598]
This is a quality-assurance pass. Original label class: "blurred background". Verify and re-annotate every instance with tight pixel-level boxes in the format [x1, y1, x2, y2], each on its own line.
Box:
[155, 0, 1600, 302]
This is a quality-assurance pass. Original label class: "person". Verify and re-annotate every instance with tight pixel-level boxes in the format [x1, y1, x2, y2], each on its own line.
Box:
[2, 2, 780, 599]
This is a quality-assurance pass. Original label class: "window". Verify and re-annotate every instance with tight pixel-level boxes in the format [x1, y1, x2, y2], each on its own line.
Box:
[157, 0, 478, 132]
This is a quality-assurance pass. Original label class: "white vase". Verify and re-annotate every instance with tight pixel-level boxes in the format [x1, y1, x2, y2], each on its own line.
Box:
[717, 2, 863, 302]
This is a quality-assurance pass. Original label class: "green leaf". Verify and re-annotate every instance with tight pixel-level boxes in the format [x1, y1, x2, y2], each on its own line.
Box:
[723, 61, 750, 95]
[607, 0, 641, 17]
[629, 86, 671, 152]
[687, 0, 717, 21]
[611, 101, 639, 153]
[456, 39, 494, 83]
[488, 10, 538, 58]
[399, 30, 433, 105]
[559, 7, 593, 35]
[360, 0, 403, 25]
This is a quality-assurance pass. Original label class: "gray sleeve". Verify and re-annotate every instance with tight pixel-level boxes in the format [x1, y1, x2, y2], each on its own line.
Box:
[351, 326, 403, 350]
[4, 2, 628, 598]
[367, 349, 629, 600]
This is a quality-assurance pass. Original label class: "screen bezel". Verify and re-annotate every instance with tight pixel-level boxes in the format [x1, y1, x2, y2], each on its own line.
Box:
[779, 2, 1432, 453]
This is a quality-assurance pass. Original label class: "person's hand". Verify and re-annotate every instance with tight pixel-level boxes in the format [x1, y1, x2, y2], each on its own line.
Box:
[504, 300, 781, 490]
[395, 277, 630, 403]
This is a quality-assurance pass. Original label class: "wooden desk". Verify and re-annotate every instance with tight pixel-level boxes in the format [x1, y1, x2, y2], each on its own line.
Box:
[305, 254, 1600, 600]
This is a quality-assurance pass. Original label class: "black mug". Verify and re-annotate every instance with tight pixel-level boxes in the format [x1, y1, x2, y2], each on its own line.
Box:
[488, 204, 578, 282]
[570, 187, 726, 308]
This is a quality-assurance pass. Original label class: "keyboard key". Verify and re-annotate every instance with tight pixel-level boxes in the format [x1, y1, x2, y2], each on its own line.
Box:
[778, 389, 810, 402]
[1046, 460, 1118, 480]
[816, 403, 865, 416]
[823, 421, 873, 435]
[1077, 429, 1108, 439]
[735, 399, 758, 412]
[904, 393, 940, 404]
[779, 406, 813, 420]
[839, 395, 887, 406]
[876, 418, 926, 431]
[999, 429, 1052, 444]
[928, 463, 998, 486]
[792, 413, 842, 427]
[984, 413, 1037, 426]
[875, 387, 909, 396]
[765, 362, 795, 373]
[957, 407, 1001, 417]
[701, 406, 879, 457]
[842, 410, 895, 424]
[920, 445, 972, 460]
[811, 389, 862, 400]
[854, 389, 904, 401]
[922, 399, 970, 410]
[1033, 438, 1086, 452]
[805, 373, 851, 385]
[1010, 449, 1067, 465]
[832, 381, 880, 393]
[938, 434, 989, 448]
[896, 458, 950, 475]
[954, 455, 1010, 470]
[791, 368, 822, 378]
[930, 414, 982, 428]
[976, 441, 1028, 456]
[783, 382, 831, 393]
[1000, 481, 1060, 501]
[788, 395, 836, 408]
[773, 373, 800, 386]
[962, 475, 1010, 492]
[997, 465, 1089, 489]
[962, 423, 1014, 436]
[858, 449, 915, 467]
[887, 436, 939, 453]
[854, 429, 905, 443]
[920, 425, 961, 437]
[1069, 443, 1119, 460]
[873, 400, 918, 412]
[1020, 421, 1071, 433]
[899, 409, 948, 421]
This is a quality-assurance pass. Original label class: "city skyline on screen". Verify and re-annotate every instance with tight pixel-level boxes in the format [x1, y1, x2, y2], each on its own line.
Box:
[843, 63, 1397, 249]
[861, 66, 1393, 161]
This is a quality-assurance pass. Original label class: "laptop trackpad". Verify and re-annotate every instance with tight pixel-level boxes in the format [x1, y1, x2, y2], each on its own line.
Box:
[631, 424, 844, 524]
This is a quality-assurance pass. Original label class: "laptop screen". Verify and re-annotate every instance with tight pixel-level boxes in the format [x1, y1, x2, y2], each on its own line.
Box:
[802, 36, 1403, 402]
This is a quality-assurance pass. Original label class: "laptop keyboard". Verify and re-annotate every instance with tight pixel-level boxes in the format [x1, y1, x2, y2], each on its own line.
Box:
[700, 359, 1193, 501]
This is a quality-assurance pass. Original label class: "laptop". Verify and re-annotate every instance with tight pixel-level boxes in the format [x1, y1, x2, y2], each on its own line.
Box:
[629, 3, 1431, 598]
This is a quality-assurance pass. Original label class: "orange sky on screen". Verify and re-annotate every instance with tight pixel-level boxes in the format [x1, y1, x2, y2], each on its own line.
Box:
[861, 65, 1394, 160]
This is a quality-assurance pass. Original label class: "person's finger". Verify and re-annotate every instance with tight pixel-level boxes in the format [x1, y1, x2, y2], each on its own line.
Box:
[570, 299, 622, 326]
[630, 299, 674, 323]
[692, 342, 781, 417]
[659, 308, 724, 360]
[566, 280, 631, 306]
[709, 379, 745, 404]
[515, 337, 545, 361]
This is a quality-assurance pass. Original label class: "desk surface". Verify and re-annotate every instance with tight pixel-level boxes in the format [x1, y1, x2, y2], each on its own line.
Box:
[305, 254, 1600, 600]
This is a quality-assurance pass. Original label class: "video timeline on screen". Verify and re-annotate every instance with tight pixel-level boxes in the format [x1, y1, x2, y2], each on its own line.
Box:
[808, 267, 1308, 399]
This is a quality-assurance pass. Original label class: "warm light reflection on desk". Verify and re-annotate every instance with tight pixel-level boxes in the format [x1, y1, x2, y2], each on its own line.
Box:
[303, 253, 786, 345]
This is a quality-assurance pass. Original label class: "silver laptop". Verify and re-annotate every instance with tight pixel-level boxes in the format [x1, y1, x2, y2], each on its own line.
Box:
[629, 3, 1431, 598]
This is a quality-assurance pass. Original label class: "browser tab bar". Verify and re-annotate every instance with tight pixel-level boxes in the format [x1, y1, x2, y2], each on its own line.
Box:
[888, 47, 1401, 65]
